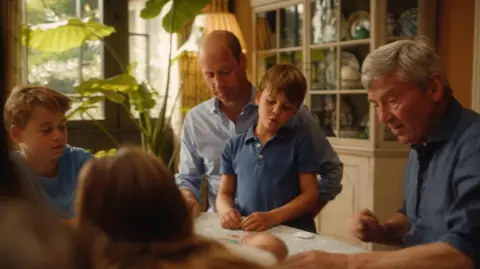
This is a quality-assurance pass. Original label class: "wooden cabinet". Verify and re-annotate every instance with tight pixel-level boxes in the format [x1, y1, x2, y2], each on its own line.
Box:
[250, 0, 437, 250]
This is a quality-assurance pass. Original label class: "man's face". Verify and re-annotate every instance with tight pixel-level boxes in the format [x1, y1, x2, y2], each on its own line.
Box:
[255, 89, 298, 133]
[12, 106, 67, 161]
[368, 72, 443, 144]
[199, 45, 246, 104]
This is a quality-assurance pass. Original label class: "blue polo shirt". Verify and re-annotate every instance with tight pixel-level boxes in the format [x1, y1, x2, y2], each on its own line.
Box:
[220, 124, 320, 232]
[11, 145, 93, 218]
[400, 96, 480, 268]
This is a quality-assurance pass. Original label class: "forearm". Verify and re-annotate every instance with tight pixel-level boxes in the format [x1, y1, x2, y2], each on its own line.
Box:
[347, 242, 473, 269]
[176, 173, 203, 201]
[269, 191, 317, 225]
[216, 194, 235, 215]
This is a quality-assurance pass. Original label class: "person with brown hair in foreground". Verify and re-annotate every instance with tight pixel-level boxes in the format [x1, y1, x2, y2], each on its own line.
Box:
[74, 147, 278, 269]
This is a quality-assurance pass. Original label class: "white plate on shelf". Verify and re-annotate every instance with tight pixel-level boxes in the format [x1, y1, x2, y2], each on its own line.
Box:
[399, 8, 418, 37]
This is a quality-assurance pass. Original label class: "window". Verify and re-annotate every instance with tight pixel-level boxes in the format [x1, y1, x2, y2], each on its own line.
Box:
[128, 0, 180, 119]
[22, 0, 104, 120]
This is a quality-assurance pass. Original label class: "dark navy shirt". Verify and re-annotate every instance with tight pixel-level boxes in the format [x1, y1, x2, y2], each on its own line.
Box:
[401, 97, 480, 268]
[220, 124, 319, 232]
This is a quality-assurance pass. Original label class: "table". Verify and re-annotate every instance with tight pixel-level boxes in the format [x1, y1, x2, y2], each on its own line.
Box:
[194, 213, 367, 256]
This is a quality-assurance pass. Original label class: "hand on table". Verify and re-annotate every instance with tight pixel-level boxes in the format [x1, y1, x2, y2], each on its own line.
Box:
[349, 209, 385, 243]
[180, 189, 200, 219]
[240, 212, 277, 232]
[220, 208, 242, 230]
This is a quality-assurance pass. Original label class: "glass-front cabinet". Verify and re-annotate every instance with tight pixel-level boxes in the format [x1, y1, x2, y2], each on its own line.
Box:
[251, 0, 437, 149]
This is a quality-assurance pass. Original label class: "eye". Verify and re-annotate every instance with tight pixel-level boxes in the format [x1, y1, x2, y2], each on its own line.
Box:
[267, 98, 276, 104]
[282, 105, 293, 111]
[41, 128, 53, 134]
[58, 124, 66, 130]
[219, 68, 232, 76]
[203, 72, 214, 79]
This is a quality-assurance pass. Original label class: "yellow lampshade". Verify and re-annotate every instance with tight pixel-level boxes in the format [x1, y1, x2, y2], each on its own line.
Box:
[176, 12, 247, 56]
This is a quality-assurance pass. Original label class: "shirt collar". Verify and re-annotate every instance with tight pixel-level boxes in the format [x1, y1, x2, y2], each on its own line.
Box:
[244, 124, 293, 144]
[210, 83, 256, 114]
[411, 96, 463, 149]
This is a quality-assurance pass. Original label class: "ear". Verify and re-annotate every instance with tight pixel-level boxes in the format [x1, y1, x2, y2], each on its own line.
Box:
[429, 73, 445, 102]
[10, 125, 23, 144]
[239, 53, 247, 71]
[255, 90, 262, 105]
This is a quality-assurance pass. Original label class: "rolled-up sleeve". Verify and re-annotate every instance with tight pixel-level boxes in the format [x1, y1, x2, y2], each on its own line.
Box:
[295, 105, 343, 201]
[438, 139, 480, 267]
[175, 112, 204, 202]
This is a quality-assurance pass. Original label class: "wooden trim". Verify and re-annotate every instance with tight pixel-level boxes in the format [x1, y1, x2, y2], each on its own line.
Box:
[471, 0, 480, 112]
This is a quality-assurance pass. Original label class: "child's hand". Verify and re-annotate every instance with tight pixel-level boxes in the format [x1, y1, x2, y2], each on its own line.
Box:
[220, 208, 242, 230]
[240, 212, 277, 232]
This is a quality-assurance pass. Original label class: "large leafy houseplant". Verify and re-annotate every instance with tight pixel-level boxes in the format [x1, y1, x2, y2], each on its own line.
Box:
[23, 0, 210, 166]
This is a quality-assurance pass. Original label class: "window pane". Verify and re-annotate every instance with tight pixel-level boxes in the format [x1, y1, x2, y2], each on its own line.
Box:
[129, 0, 180, 119]
[24, 0, 104, 120]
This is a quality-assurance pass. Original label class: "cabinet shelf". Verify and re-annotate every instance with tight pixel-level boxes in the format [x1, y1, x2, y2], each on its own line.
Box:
[252, 0, 436, 147]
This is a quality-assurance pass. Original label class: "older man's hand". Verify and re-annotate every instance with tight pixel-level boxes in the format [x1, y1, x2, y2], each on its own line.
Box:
[180, 189, 200, 218]
[280, 250, 347, 269]
[349, 209, 385, 243]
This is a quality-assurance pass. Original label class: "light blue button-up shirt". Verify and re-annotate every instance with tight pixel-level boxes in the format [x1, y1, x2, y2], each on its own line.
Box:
[175, 86, 343, 211]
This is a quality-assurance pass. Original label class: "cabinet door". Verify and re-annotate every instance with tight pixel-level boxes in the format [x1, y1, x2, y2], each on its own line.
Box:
[253, 2, 306, 84]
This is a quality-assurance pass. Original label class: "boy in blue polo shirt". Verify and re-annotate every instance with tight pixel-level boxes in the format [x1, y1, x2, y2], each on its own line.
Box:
[5, 85, 92, 218]
[216, 64, 319, 233]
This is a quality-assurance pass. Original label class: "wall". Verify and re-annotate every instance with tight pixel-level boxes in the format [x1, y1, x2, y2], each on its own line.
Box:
[437, 0, 476, 108]
[234, 0, 253, 81]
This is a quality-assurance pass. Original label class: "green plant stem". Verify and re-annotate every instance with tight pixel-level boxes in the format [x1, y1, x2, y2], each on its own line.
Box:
[168, 141, 180, 170]
[120, 103, 149, 135]
[152, 5, 176, 152]
[85, 111, 120, 147]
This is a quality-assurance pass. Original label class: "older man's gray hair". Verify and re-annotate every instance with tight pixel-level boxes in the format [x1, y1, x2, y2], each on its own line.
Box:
[361, 36, 451, 94]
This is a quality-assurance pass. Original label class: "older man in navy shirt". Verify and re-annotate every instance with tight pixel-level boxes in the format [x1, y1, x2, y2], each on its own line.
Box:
[282, 37, 480, 269]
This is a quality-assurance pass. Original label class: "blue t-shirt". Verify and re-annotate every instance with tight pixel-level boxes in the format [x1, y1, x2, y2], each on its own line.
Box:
[220, 125, 320, 232]
[11, 144, 93, 217]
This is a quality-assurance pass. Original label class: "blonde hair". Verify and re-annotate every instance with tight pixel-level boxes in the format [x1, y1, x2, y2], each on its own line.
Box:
[258, 64, 307, 106]
[4, 84, 71, 129]
[361, 36, 450, 93]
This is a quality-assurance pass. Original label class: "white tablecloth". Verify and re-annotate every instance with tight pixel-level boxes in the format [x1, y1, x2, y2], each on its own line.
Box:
[194, 213, 367, 255]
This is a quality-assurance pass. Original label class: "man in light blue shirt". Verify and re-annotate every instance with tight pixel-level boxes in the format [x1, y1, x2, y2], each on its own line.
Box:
[175, 30, 343, 216]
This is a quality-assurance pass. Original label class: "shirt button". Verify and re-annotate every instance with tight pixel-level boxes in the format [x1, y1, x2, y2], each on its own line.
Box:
[259, 155, 263, 159]
[256, 143, 261, 147]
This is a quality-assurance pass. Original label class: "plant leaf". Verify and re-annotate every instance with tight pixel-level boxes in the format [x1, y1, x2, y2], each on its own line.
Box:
[75, 74, 139, 96]
[162, 0, 210, 33]
[129, 83, 156, 113]
[104, 92, 126, 104]
[140, 0, 169, 19]
[140, 0, 210, 33]
[24, 17, 115, 52]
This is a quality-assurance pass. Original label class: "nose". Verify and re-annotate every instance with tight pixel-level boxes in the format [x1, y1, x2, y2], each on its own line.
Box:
[272, 104, 281, 115]
[377, 106, 393, 125]
[53, 128, 65, 141]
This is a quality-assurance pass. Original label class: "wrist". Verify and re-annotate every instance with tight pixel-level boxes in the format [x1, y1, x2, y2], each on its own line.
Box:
[267, 210, 283, 225]
[180, 189, 197, 201]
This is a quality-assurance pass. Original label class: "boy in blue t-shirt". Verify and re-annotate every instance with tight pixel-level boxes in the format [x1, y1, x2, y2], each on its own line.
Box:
[216, 64, 319, 233]
[4, 85, 92, 218]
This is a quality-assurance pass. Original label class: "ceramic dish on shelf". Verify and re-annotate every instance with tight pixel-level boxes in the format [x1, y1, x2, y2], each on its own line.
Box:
[398, 8, 418, 37]
[348, 10, 370, 39]
[324, 51, 360, 87]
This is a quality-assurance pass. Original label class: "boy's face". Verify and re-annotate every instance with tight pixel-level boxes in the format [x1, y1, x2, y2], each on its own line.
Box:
[255, 89, 299, 133]
[11, 106, 68, 161]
